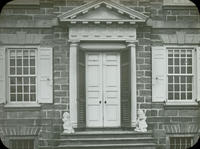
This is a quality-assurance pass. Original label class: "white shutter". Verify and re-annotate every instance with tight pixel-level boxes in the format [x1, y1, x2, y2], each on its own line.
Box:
[196, 47, 200, 102]
[0, 47, 6, 104]
[152, 46, 167, 102]
[38, 47, 53, 103]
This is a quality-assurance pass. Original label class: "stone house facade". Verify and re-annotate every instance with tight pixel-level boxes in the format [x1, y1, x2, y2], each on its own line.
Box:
[0, 0, 200, 148]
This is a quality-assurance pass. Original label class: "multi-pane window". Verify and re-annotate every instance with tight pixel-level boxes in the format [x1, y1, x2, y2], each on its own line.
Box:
[168, 48, 194, 101]
[10, 139, 34, 149]
[170, 137, 193, 149]
[8, 48, 37, 103]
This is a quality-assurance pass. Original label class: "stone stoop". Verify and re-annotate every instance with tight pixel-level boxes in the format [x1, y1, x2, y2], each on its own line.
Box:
[39, 131, 157, 149]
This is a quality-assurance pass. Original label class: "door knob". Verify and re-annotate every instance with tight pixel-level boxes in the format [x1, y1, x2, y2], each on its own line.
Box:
[99, 101, 101, 104]
[104, 101, 107, 104]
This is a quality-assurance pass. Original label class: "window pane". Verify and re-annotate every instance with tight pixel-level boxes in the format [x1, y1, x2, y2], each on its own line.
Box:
[175, 59, 179, 65]
[23, 67, 29, 74]
[10, 94, 16, 102]
[181, 93, 186, 100]
[168, 76, 173, 83]
[17, 50, 22, 58]
[24, 94, 29, 101]
[30, 86, 36, 92]
[168, 84, 173, 91]
[10, 59, 15, 66]
[168, 67, 173, 73]
[17, 86, 22, 93]
[24, 77, 29, 84]
[23, 50, 28, 58]
[17, 67, 22, 75]
[17, 94, 22, 101]
[17, 77, 22, 84]
[17, 59, 22, 66]
[10, 86, 16, 93]
[30, 94, 36, 101]
[175, 85, 179, 91]
[30, 67, 35, 74]
[187, 84, 192, 91]
[30, 78, 35, 84]
[10, 78, 16, 84]
[168, 58, 173, 65]
[23, 59, 28, 66]
[24, 86, 29, 93]
[10, 67, 15, 75]
[187, 67, 192, 73]
[175, 93, 179, 100]
[181, 84, 186, 91]
[187, 93, 192, 100]
[175, 76, 179, 83]
[168, 93, 173, 100]
[30, 59, 35, 66]
[181, 67, 186, 73]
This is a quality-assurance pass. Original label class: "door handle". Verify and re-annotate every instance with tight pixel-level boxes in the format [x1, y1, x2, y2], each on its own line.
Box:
[99, 101, 101, 104]
[104, 101, 107, 104]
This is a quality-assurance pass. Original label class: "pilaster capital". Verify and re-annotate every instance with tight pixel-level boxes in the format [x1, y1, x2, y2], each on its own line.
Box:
[69, 40, 80, 47]
[126, 40, 137, 48]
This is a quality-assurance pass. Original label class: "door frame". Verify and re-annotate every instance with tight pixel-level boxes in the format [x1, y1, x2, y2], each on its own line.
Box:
[69, 41, 137, 129]
[85, 51, 121, 128]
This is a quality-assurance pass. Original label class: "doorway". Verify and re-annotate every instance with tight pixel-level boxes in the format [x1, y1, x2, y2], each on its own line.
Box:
[86, 52, 120, 127]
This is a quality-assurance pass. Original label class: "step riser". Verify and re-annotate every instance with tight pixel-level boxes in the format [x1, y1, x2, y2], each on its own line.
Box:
[59, 139, 155, 145]
[61, 134, 152, 139]
[56, 146, 156, 149]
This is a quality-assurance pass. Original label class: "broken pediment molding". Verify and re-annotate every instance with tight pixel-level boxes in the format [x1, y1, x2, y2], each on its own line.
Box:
[58, 0, 148, 24]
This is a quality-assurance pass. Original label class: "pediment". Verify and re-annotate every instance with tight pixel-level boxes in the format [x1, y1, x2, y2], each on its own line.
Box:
[58, 0, 148, 24]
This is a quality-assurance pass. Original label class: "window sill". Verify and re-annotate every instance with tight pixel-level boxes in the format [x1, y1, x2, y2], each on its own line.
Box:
[164, 102, 199, 110]
[4, 103, 41, 110]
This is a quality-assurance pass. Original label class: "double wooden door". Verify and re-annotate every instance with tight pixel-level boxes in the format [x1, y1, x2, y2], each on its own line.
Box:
[86, 52, 120, 127]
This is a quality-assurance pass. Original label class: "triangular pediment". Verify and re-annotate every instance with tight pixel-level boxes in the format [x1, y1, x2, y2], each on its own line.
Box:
[58, 0, 148, 24]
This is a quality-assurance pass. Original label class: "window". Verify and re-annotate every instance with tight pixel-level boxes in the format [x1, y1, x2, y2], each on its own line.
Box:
[170, 137, 193, 149]
[8, 48, 37, 103]
[167, 48, 194, 101]
[152, 46, 199, 104]
[10, 139, 34, 149]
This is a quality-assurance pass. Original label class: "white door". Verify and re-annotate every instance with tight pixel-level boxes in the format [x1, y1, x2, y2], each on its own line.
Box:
[86, 52, 120, 127]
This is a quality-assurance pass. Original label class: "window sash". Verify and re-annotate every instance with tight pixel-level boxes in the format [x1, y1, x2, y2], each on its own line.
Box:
[167, 48, 195, 101]
[7, 48, 37, 103]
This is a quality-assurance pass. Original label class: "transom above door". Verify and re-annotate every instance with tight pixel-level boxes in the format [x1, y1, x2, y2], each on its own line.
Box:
[86, 52, 120, 127]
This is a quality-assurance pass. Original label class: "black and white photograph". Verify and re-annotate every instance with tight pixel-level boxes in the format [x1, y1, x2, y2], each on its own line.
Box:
[0, 0, 200, 148]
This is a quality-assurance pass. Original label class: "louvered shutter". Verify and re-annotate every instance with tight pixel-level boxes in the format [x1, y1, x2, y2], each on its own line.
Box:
[121, 49, 131, 128]
[152, 46, 167, 102]
[38, 47, 53, 103]
[0, 47, 6, 104]
[77, 49, 86, 128]
[196, 47, 200, 102]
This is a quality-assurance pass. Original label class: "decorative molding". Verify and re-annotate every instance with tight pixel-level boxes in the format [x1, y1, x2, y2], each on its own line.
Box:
[58, 0, 148, 24]
[164, 124, 199, 134]
[62, 112, 75, 134]
[163, 0, 194, 6]
[69, 24, 136, 41]
[0, 126, 41, 136]
[0, 32, 53, 45]
[160, 32, 200, 44]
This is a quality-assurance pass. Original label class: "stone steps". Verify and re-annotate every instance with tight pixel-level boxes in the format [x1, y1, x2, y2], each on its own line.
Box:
[39, 131, 157, 149]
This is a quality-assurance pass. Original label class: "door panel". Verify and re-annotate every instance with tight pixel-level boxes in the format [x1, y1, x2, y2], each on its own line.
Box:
[103, 53, 120, 127]
[86, 52, 120, 127]
[86, 53, 103, 127]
